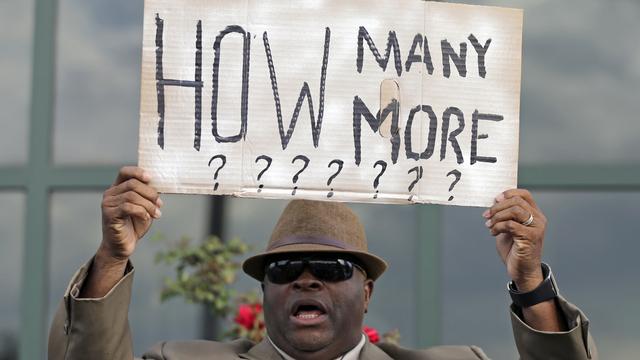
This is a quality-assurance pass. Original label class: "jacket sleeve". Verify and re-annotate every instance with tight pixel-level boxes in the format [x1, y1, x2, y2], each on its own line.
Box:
[510, 294, 598, 360]
[48, 258, 139, 360]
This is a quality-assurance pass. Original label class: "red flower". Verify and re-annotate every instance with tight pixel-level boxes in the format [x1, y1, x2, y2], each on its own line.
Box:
[253, 303, 263, 313]
[234, 303, 262, 330]
[363, 326, 380, 343]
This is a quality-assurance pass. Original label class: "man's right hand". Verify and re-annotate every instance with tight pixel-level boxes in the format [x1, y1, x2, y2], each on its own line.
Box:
[80, 166, 163, 298]
[100, 166, 162, 261]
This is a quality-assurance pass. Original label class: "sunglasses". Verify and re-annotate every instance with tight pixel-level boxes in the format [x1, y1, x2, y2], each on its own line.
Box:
[265, 256, 366, 284]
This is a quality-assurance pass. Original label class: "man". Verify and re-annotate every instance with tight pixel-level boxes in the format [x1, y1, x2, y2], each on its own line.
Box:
[49, 167, 597, 359]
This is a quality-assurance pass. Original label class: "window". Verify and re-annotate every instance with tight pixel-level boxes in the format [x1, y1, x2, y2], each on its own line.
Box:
[0, 0, 33, 164]
[3, 0, 638, 359]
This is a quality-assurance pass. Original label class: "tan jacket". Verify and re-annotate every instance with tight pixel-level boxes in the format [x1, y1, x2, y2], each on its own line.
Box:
[49, 261, 598, 360]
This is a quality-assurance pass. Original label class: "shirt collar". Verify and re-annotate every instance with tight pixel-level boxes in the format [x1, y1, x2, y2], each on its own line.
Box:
[267, 333, 366, 360]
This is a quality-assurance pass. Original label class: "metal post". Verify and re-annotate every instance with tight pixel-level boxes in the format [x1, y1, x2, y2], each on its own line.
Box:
[19, 0, 58, 358]
[416, 205, 441, 347]
[202, 196, 226, 339]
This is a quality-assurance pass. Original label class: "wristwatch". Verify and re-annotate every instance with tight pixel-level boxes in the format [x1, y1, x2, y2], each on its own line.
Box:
[508, 263, 558, 308]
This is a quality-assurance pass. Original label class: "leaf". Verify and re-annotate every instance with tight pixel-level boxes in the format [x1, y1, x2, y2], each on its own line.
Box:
[155, 234, 255, 318]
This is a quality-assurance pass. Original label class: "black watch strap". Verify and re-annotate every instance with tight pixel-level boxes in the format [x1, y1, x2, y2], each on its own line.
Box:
[508, 263, 558, 308]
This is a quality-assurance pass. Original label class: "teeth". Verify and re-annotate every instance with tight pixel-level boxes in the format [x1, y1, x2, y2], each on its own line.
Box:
[297, 312, 320, 319]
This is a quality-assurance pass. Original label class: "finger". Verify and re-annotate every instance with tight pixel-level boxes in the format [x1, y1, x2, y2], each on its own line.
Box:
[113, 166, 151, 186]
[489, 220, 530, 238]
[501, 189, 538, 209]
[115, 202, 152, 222]
[487, 205, 532, 228]
[106, 191, 161, 219]
[487, 196, 536, 220]
[106, 178, 160, 205]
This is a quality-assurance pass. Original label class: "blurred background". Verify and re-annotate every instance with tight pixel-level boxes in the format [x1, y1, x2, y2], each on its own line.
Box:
[1, 0, 639, 359]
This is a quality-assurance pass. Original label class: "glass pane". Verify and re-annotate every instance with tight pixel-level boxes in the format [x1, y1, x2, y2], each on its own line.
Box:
[53, 0, 142, 164]
[0, 192, 25, 359]
[49, 192, 210, 354]
[352, 203, 419, 347]
[0, 0, 33, 164]
[442, 191, 640, 359]
[450, 0, 640, 165]
[225, 198, 420, 346]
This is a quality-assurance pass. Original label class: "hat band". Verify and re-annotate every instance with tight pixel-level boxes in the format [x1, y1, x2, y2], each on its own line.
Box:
[269, 236, 358, 251]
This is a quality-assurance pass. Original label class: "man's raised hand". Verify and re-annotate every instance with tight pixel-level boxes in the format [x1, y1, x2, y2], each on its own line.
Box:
[483, 189, 565, 332]
[100, 166, 163, 262]
[483, 189, 547, 292]
[80, 166, 162, 298]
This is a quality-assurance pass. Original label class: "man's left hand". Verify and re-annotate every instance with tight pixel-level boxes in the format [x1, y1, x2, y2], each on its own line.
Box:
[483, 189, 547, 292]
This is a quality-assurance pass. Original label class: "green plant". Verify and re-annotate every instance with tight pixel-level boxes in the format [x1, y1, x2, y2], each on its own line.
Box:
[154, 235, 250, 315]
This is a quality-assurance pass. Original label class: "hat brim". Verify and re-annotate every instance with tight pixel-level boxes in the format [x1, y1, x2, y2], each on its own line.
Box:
[242, 243, 388, 282]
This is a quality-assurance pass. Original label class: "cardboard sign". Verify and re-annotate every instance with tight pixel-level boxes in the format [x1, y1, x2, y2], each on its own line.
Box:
[138, 0, 523, 207]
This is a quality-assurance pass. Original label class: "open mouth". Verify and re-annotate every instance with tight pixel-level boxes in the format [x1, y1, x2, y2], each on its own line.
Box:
[291, 300, 328, 323]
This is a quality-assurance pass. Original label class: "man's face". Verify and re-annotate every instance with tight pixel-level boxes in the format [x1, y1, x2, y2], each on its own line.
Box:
[262, 253, 373, 359]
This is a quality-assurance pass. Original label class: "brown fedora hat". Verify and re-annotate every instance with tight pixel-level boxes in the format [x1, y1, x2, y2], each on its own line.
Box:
[242, 199, 388, 281]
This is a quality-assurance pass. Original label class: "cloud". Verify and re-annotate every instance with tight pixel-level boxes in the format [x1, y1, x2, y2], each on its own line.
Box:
[0, 0, 33, 164]
[452, 0, 640, 164]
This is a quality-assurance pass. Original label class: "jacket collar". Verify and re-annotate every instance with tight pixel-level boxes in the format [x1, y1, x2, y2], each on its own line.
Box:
[239, 339, 282, 360]
[239, 337, 393, 360]
[359, 339, 394, 360]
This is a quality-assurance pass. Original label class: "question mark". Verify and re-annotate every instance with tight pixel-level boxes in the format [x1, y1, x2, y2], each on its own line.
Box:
[326, 159, 344, 198]
[407, 165, 424, 201]
[446, 169, 462, 201]
[372, 160, 387, 199]
[255, 155, 273, 193]
[207, 154, 227, 191]
[291, 155, 310, 196]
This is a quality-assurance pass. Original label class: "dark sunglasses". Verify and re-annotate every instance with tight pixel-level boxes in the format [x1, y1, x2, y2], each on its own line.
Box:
[265, 257, 366, 284]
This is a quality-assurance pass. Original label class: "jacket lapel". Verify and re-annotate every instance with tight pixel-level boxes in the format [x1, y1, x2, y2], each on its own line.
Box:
[359, 340, 394, 360]
[239, 339, 283, 360]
